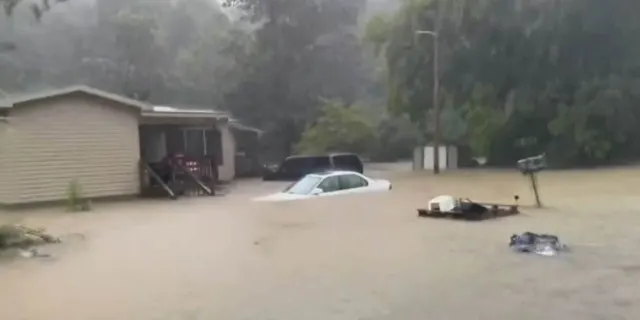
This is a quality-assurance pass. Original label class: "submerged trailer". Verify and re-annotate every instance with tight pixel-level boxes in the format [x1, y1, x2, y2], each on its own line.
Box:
[417, 195, 520, 221]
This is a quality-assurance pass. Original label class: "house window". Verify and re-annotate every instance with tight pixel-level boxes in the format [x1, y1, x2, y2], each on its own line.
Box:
[166, 128, 186, 155]
[183, 129, 205, 157]
[181, 128, 223, 165]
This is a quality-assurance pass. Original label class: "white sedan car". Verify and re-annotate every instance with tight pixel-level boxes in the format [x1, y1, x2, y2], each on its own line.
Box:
[253, 171, 392, 202]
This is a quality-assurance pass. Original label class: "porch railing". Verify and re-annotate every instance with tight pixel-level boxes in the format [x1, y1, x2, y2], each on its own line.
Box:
[175, 157, 216, 197]
[139, 156, 218, 199]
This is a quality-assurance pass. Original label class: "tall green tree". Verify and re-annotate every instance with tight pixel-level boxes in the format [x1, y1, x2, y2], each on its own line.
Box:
[0, 0, 243, 105]
[223, 0, 368, 157]
[369, 0, 640, 166]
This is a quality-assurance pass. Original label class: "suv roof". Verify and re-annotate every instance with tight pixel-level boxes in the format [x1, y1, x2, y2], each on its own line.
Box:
[285, 153, 359, 159]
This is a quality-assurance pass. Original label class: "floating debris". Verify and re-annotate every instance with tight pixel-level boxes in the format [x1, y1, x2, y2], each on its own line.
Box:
[0, 224, 60, 250]
[509, 232, 568, 256]
[18, 248, 53, 259]
[418, 195, 520, 221]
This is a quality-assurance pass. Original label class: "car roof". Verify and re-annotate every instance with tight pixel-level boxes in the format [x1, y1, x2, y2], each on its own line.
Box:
[307, 170, 363, 178]
[285, 153, 359, 160]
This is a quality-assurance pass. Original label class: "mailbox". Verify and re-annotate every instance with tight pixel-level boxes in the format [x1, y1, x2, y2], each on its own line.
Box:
[517, 154, 547, 174]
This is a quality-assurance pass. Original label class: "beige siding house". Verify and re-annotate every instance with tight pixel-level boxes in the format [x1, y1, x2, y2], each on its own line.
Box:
[0, 114, 9, 203]
[0, 86, 259, 206]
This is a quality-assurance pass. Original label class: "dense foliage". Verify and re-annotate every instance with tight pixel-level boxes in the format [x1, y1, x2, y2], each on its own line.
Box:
[221, 0, 371, 156]
[368, 0, 640, 166]
[4, 0, 640, 167]
[295, 100, 376, 156]
[2, 0, 408, 160]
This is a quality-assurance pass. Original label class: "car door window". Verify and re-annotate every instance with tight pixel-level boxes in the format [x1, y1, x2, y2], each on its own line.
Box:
[317, 176, 341, 193]
[338, 174, 369, 190]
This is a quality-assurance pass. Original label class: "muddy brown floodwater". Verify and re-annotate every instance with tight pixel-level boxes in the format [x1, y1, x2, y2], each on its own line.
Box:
[2, 164, 640, 320]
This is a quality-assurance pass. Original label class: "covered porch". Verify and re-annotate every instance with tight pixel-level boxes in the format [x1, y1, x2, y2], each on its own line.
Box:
[138, 107, 234, 199]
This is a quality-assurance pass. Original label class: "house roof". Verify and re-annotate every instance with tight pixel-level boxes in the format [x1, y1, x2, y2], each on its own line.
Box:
[143, 105, 230, 119]
[0, 85, 263, 134]
[0, 85, 151, 111]
[144, 106, 263, 134]
[229, 120, 264, 134]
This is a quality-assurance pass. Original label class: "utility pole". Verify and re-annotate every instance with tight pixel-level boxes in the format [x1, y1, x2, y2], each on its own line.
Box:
[416, 6, 441, 174]
[432, 24, 440, 174]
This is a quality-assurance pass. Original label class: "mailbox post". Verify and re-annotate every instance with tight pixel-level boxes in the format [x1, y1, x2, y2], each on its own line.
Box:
[517, 154, 546, 208]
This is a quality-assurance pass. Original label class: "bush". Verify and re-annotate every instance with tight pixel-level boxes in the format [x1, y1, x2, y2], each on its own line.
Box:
[295, 100, 376, 155]
[66, 180, 91, 212]
[295, 101, 423, 161]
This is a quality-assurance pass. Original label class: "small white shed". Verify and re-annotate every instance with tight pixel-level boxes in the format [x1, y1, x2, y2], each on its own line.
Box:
[413, 145, 458, 171]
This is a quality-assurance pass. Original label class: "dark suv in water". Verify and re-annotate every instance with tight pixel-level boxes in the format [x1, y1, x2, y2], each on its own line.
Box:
[262, 153, 364, 181]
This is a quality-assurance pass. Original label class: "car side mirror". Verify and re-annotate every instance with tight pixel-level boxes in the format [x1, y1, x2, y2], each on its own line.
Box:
[311, 188, 323, 196]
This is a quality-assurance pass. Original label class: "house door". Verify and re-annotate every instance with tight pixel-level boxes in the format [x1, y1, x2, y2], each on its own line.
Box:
[146, 131, 167, 162]
[140, 126, 167, 163]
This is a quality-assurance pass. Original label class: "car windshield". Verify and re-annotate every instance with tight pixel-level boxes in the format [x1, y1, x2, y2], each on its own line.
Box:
[284, 175, 322, 195]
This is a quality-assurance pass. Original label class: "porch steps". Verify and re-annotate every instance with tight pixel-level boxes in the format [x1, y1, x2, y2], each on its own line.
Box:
[140, 162, 177, 200]
[140, 159, 218, 200]
[175, 164, 215, 196]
